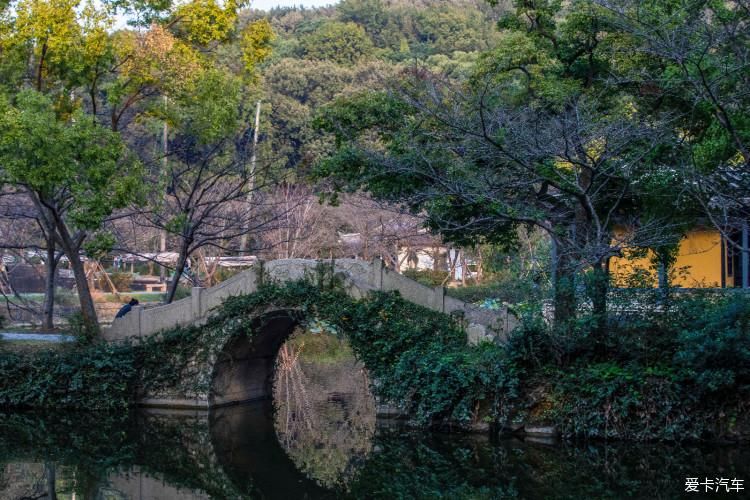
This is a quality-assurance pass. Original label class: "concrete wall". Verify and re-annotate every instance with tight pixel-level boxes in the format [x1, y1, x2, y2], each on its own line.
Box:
[104, 258, 516, 345]
[610, 228, 729, 288]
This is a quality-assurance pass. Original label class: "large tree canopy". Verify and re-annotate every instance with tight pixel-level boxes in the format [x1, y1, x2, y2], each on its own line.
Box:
[313, 0, 727, 334]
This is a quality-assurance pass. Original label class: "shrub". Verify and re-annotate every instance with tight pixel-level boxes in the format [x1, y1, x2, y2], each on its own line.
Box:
[163, 285, 191, 302]
[402, 268, 449, 287]
[509, 292, 750, 441]
[66, 311, 98, 345]
[447, 276, 547, 306]
[0, 342, 138, 409]
[108, 272, 134, 292]
[674, 296, 750, 394]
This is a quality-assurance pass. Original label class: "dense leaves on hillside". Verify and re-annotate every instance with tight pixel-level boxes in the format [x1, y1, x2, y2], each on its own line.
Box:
[247, 0, 504, 172]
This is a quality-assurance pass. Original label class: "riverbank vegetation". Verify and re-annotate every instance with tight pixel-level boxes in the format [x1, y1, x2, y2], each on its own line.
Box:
[1, 277, 748, 442]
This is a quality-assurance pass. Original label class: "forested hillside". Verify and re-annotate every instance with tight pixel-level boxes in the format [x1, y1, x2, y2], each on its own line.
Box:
[247, 0, 506, 173]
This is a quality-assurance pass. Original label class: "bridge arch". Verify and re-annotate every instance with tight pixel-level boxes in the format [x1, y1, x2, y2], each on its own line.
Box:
[209, 308, 302, 406]
[105, 259, 517, 409]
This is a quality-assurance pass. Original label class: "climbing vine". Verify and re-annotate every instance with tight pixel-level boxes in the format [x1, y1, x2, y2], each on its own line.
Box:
[0, 273, 516, 427]
[1, 269, 749, 441]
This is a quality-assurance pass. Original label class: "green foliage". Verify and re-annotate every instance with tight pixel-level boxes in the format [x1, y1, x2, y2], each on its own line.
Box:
[0, 90, 142, 231]
[402, 268, 449, 287]
[257, 0, 502, 171]
[172, 0, 237, 45]
[83, 232, 117, 260]
[0, 341, 137, 409]
[301, 21, 374, 65]
[0, 276, 515, 428]
[508, 293, 750, 441]
[171, 68, 242, 145]
[66, 311, 99, 345]
[2, 273, 747, 441]
[674, 296, 750, 394]
[340, 291, 517, 424]
[241, 18, 275, 77]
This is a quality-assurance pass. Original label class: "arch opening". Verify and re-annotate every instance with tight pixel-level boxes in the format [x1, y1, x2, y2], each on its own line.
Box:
[209, 309, 300, 407]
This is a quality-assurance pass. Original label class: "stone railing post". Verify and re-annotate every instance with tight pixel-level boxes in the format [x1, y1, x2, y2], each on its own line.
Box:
[192, 287, 204, 318]
[370, 258, 384, 290]
[255, 259, 265, 286]
[132, 305, 143, 338]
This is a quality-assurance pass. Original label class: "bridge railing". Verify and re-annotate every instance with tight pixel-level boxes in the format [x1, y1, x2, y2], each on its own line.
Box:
[104, 258, 517, 343]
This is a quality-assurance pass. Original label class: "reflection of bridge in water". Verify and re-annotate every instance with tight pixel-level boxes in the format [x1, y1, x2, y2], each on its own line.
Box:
[69, 260, 518, 497]
[110, 404, 363, 499]
[0, 405, 338, 499]
[104, 258, 517, 409]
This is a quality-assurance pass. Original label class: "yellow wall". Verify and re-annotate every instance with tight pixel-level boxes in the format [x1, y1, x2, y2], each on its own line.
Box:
[609, 229, 724, 288]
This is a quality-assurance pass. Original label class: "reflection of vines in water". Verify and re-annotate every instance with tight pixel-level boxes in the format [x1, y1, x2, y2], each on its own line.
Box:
[273, 327, 376, 491]
[0, 411, 253, 499]
[276, 341, 315, 445]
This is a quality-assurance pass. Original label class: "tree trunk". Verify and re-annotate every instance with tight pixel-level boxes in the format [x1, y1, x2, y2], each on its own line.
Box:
[552, 243, 577, 329]
[654, 245, 678, 303]
[42, 244, 59, 330]
[588, 259, 609, 342]
[42, 197, 100, 335]
[553, 269, 576, 328]
[166, 241, 190, 304]
[67, 250, 99, 335]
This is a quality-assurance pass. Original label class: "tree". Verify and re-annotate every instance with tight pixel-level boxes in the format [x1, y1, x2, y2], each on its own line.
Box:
[592, 0, 750, 246]
[0, 0, 153, 333]
[0, 90, 142, 333]
[0, 191, 63, 328]
[314, 0, 690, 335]
[134, 64, 290, 302]
[301, 21, 374, 65]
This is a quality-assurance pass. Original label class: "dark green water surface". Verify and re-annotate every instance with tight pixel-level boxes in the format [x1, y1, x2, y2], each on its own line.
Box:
[0, 404, 748, 500]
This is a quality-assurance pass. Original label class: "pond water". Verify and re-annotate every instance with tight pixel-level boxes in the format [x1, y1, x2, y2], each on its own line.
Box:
[1, 330, 748, 499]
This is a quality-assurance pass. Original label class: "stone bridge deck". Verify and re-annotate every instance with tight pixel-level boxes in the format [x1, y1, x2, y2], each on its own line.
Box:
[104, 258, 517, 344]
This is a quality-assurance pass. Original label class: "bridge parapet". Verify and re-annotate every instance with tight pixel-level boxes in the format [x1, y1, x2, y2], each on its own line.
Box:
[104, 258, 517, 344]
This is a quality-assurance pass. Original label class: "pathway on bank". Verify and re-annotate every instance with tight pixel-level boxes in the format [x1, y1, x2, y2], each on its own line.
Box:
[0, 332, 74, 342]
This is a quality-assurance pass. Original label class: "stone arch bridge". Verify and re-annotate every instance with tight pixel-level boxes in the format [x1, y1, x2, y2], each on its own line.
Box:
[104, 258, 517, 409]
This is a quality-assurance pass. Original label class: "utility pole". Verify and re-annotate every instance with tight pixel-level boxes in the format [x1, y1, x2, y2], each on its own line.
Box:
[240, 100, 261, 254]
[160, 95, 168, 282]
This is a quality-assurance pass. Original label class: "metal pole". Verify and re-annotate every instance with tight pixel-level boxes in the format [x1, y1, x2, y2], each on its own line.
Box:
[160, 96, 168, 283]
[240, 101, 261, 253]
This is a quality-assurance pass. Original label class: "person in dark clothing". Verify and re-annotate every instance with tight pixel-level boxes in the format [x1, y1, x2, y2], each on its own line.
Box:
[115, 298, 139, 319]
